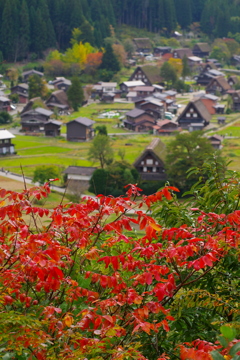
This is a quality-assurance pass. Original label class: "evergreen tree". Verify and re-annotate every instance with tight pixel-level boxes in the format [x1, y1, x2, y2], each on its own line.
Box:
[67, 77, 84, 111]
[100, 44, 120, 73]
[19, 0, 30, 59]
[0, 0, 17, 61]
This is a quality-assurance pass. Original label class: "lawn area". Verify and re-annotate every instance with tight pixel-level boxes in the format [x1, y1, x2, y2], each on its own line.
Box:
[0, 133, 169, 179]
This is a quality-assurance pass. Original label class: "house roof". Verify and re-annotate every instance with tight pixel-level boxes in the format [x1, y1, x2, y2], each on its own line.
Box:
[12, 83, 29, 90]
[207, 76, 231, 91]
[194, 43, 211, 52]
[122, 80, 145, 87]
[140, 65, 163, 85]
[64, 166, 97, 176]
[22, 69, 44, 77]
[133, 38, 152, 49]
[0, 96, 10, 102]
[228, 75, 238, 84]
[35, 107, 53, 116]
[0, 130, 15, 140]
[157, 119, 178, 128]
[200, 93, 219, 101]
[125, 108, 146, 118]
[133, 138, 166, 167]
[165, 90, 177, 96]
[179, 98, 212, 123]
[173, 48, 193, 58]
[208, 134, 223, 142]
[45, 120, 62, 126]
[46, 90, 69, 106]
[188, 56, 202, 62]
[67, 117, 95, 127]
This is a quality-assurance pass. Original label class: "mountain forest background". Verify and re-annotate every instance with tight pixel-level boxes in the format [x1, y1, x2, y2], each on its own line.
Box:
[1, 0, 240, 62]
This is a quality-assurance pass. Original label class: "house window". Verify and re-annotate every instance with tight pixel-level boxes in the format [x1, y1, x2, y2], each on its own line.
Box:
[186, 113, 190, 117]
[155, 161, 158, 165]
[190, 108, 194, 112]
[152, 167, 156, 172]
[143, 167, 147, 172]
[193, 113, 197, 117]
[141, 161, 144, 165]
[146, 159, 153, 165]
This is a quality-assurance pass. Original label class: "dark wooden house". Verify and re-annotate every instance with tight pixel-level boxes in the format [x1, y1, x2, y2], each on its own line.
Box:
[0, 130, 15, 155]
[22, 70, 44, 82]
[196, 66, 225, 86]
[11, 83, 28, 103]
[137, 98, 164, 120]
[0, 96, 11, 112]
[133, 138, 166, 181]
[207, 134, 223, 150]
[133, 38, 152, 54]
[129, 66, 163, 86]
[124, 108, 155, 132]
[192, 43, 211, 58]
[21, 107, 53, 132]
[172, 48, 193, 59]
[206, 76, 231, 95]
[55, 78, 72, 92]
[153, 120, 179, 135]
[153, 46, 171, 56]
[45, 90, 70, 114]
[133, 86, 155, 98]
[230, 90, 240, 111]
[44, 120, 62, 137]
[228, 76, 238, 88]
[21, 97, 44, 115]
[66, 117, 95, 141]
[177, 98, 211, 130]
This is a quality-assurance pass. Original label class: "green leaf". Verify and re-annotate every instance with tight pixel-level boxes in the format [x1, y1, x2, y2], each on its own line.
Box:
[220, 325, 236, 341]
[230, 342, 240, 356]
[217, 335, 229, 348]
[210, 350, 225, 360]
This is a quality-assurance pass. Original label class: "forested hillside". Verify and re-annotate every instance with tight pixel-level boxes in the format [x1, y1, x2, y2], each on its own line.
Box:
[1, 0, 240, 62]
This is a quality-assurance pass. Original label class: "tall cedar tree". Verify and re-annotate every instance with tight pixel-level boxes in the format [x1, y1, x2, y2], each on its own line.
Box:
[67, 77, 84, 112]
[100, 43, 120, 73]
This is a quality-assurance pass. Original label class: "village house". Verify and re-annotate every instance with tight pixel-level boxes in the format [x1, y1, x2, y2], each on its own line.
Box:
[136, 97, 164, 120]
[120, 80, 145, 94]
[196, 65, 225, 86]
[153, 46, 171, 56]
[45, 90, 70, 114]
[228, 75, 238, 88]
[21, 97, 45, 115]
[177, 98, 211, 130]
[153, 119, 179, 135]
[22, 69, 44, 82]
[44, 120, 62, 137]
[11, 83, 29, 103]
[229, 90, 240, 111]
[129, 66, 163, 86]
[52, 78, 72, 92]
[196, 93, 223, 115]
[133, 86, 155, 98]
[0, 96, 11, 112]
[66, 117, 95, 141]
[133, 38, 152, 54]
[172, 48, 193, 59]
[64, 166, 97, 193]
[206, 76, 231, 95]
[20, 107, 53, 133]
[0, 129, 15, 155]
[207, 134, 223, 150]
[124, 108, 155, 132]
[133, 138, 166, 181]
[192, 43, 211, 58]
[188, 56, 202, 70]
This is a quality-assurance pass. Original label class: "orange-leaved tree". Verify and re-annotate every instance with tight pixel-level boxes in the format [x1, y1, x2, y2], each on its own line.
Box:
[0, 181, 239, 359]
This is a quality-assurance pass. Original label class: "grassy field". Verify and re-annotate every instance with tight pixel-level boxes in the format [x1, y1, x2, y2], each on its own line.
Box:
[0, 133, 167, 178]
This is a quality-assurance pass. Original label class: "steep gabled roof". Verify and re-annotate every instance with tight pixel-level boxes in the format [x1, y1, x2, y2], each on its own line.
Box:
[125, 108, 146, 118]
[173, 48, 193, 59]
[0, 130, 15, 140]
[133, 138, 166, 167]
[207, 76, 231, 91]
[179, 98, 212, 123]
[46, 90, 69, 106]
[194, 43, 211, 52]
[133, 38, 152, 50]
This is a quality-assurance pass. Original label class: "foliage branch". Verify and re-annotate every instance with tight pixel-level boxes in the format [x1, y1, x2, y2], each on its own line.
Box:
[0, 177, 239, 359]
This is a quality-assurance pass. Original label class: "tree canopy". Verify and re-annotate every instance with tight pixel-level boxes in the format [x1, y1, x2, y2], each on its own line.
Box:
[88, 134, 114, 168]
[67, 77, 84, 111]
